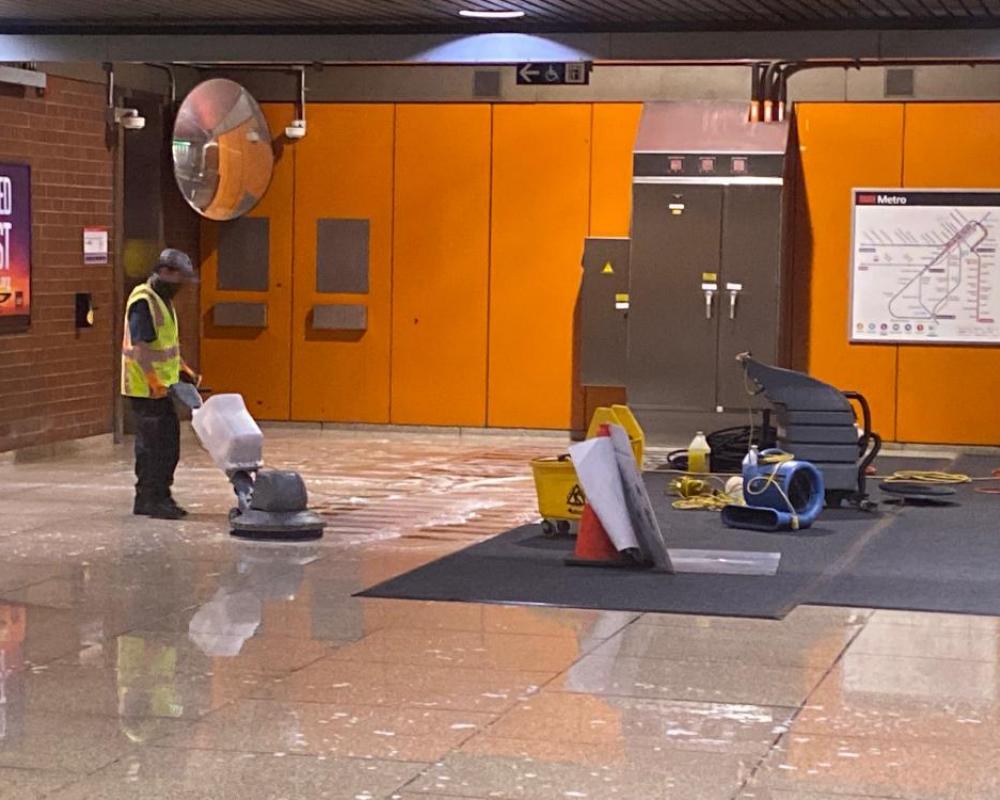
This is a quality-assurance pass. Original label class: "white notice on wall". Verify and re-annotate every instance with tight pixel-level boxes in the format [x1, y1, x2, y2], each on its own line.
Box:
[83, 226, 108, 265]
[850, 189, 1000, 344]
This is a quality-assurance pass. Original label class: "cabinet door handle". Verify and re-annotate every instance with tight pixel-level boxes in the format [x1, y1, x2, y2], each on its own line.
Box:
[726, 283, 743, 320]
[701, 281, 718, 320]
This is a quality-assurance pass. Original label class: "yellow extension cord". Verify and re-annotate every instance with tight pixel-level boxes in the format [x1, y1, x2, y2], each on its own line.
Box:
[670, 467, 993, 510]
[878, 470, 973, 485]
[669, 476, 734, 510]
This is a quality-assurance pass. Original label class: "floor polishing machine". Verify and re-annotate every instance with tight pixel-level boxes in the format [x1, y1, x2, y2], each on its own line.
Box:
[170, 384, 325, 540]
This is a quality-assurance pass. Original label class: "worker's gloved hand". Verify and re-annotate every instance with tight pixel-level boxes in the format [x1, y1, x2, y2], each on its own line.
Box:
[179, 369, 202, 388]
[146, 372, 168, 399]
[180, 362, 202, 388]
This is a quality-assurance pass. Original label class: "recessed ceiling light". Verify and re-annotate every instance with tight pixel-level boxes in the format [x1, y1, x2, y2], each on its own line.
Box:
[458, 9, 526, 19]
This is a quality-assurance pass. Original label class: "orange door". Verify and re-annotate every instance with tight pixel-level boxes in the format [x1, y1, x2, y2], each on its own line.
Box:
[590, 103, 642, 237]
[794, 103, 905, 439]
[897, 103, 1000, 445]
[290, 105, 394, 423]
[489, 104, 592, 429]
[199, 103, 294, 420]
[390, 104, 492, 426]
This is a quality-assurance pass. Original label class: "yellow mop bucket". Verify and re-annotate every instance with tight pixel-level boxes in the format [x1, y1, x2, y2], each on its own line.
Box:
[530, 454, 586, 536]
[529, 405, 645, 537]
[586, 404, 645, 466]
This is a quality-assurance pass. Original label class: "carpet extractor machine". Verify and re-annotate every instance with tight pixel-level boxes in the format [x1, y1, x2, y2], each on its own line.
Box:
[171, 384, 325, 540]
[736, 354, 882, 511]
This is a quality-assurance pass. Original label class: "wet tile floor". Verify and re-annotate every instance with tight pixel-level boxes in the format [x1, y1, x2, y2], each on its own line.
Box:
[0, 428, 996, 799]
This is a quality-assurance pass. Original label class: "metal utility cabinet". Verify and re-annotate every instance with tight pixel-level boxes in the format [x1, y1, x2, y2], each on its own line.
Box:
[624, 102, 794, 441]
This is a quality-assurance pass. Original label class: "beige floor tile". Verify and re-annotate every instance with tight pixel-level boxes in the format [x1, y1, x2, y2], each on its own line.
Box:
[637, 605, 871, 632]
[589, 620, 852, 668]
[0, 767, 76, 799]
[3, 599, 218, 671]
[0, 712, 186, 773]
[848, 622, 1000, 661]
[57, 628, 340, 676]
[154, 698, 493, 761]
[484, 691, 792, 756]
[0, 563, 74, 593]
[46, 748, 426, 800]
[261, 658, 553, 713]
[552, 653, 826, 707]
[360, 598, 637, 639]
[408, 738, 756, 800]
[739, 789, 896, 800]
[757, 732, 1000, 799]
[391, 795, 492, 800]
[868, 609, 1000, 629]
[795, 652, 1000, 743]
[19, 663, 242, 720]
[0, 577, 207, 619]
[328, 628, 589, 672]
[0, 524, 233, 566]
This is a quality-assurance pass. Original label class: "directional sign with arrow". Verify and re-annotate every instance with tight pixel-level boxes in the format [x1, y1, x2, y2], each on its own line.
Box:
[516, 62, 592, 86]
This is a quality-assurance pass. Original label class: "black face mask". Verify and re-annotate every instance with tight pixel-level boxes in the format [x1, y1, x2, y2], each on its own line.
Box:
[151, 275, 181, 301]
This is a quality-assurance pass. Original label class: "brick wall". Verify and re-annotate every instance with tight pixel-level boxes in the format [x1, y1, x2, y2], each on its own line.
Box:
[0, 76, 115, 452]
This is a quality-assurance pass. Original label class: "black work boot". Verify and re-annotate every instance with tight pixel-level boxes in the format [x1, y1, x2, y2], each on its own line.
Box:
[145, 499, 186, 521]
[133, 495, 156, 516]
[162, 495, 189, 518]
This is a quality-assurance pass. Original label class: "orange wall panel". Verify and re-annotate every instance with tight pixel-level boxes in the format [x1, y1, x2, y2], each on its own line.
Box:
[199, 103, 294, 420]
[391, 105, 492, 426]
[489, 104, 592, 429]
[795, 103, 904, 439]
[290, 104, 394, 423]
[896, 103, 1000, 445]
[589, 103, 642, 237]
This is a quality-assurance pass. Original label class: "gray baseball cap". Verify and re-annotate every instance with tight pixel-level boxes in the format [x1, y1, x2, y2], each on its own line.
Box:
[155, 248, 199, 282]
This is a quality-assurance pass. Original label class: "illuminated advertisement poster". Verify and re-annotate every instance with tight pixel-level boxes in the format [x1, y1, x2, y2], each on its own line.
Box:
[0, 164, 30, 331]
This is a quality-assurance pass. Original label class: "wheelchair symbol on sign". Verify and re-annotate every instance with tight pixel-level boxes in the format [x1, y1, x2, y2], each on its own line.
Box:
[545, 65, 560, 82]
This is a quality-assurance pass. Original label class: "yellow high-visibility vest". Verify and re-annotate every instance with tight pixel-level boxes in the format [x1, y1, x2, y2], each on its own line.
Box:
[121, 281, 180, 398]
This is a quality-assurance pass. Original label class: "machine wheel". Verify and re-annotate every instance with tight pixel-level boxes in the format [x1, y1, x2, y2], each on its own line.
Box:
[541, 520, 556, 537]
[556, 520, 572, 537]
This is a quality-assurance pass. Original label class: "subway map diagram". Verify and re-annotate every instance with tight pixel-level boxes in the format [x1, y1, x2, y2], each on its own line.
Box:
[850, 189, 1000, 344]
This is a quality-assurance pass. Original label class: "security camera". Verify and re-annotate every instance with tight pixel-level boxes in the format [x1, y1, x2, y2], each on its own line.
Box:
[114, 107, 146, 131]
[284, 119, 306, 140]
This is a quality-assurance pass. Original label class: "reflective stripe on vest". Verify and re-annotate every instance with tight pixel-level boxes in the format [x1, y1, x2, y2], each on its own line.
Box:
[121, 281, 180, 398]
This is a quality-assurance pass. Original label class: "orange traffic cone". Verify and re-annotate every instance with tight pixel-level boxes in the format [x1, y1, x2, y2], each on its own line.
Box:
[570, 502, 620, 563]
[565, 423, 630, 568]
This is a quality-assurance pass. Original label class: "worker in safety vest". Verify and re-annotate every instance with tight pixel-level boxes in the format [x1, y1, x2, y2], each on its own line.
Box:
[121, 249, 200, 520]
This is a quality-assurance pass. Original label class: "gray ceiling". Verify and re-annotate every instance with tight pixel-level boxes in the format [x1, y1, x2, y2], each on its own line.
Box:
[0, 0, 998, 31]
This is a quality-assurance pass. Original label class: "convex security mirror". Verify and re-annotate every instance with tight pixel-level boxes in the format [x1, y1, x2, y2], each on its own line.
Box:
[172, 79, 274, 221]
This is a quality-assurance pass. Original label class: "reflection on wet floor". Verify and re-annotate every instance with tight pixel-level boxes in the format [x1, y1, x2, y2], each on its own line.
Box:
[0, 428, 995, 798]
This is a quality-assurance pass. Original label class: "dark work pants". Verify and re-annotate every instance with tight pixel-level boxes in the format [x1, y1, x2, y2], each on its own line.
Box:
[129, 397, 180, 501]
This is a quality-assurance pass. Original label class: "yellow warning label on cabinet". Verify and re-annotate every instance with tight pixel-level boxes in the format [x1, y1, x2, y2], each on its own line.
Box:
[702, 272, 718, 282]
[602, 262, 614, 274]
[615, 293, 630, 302]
